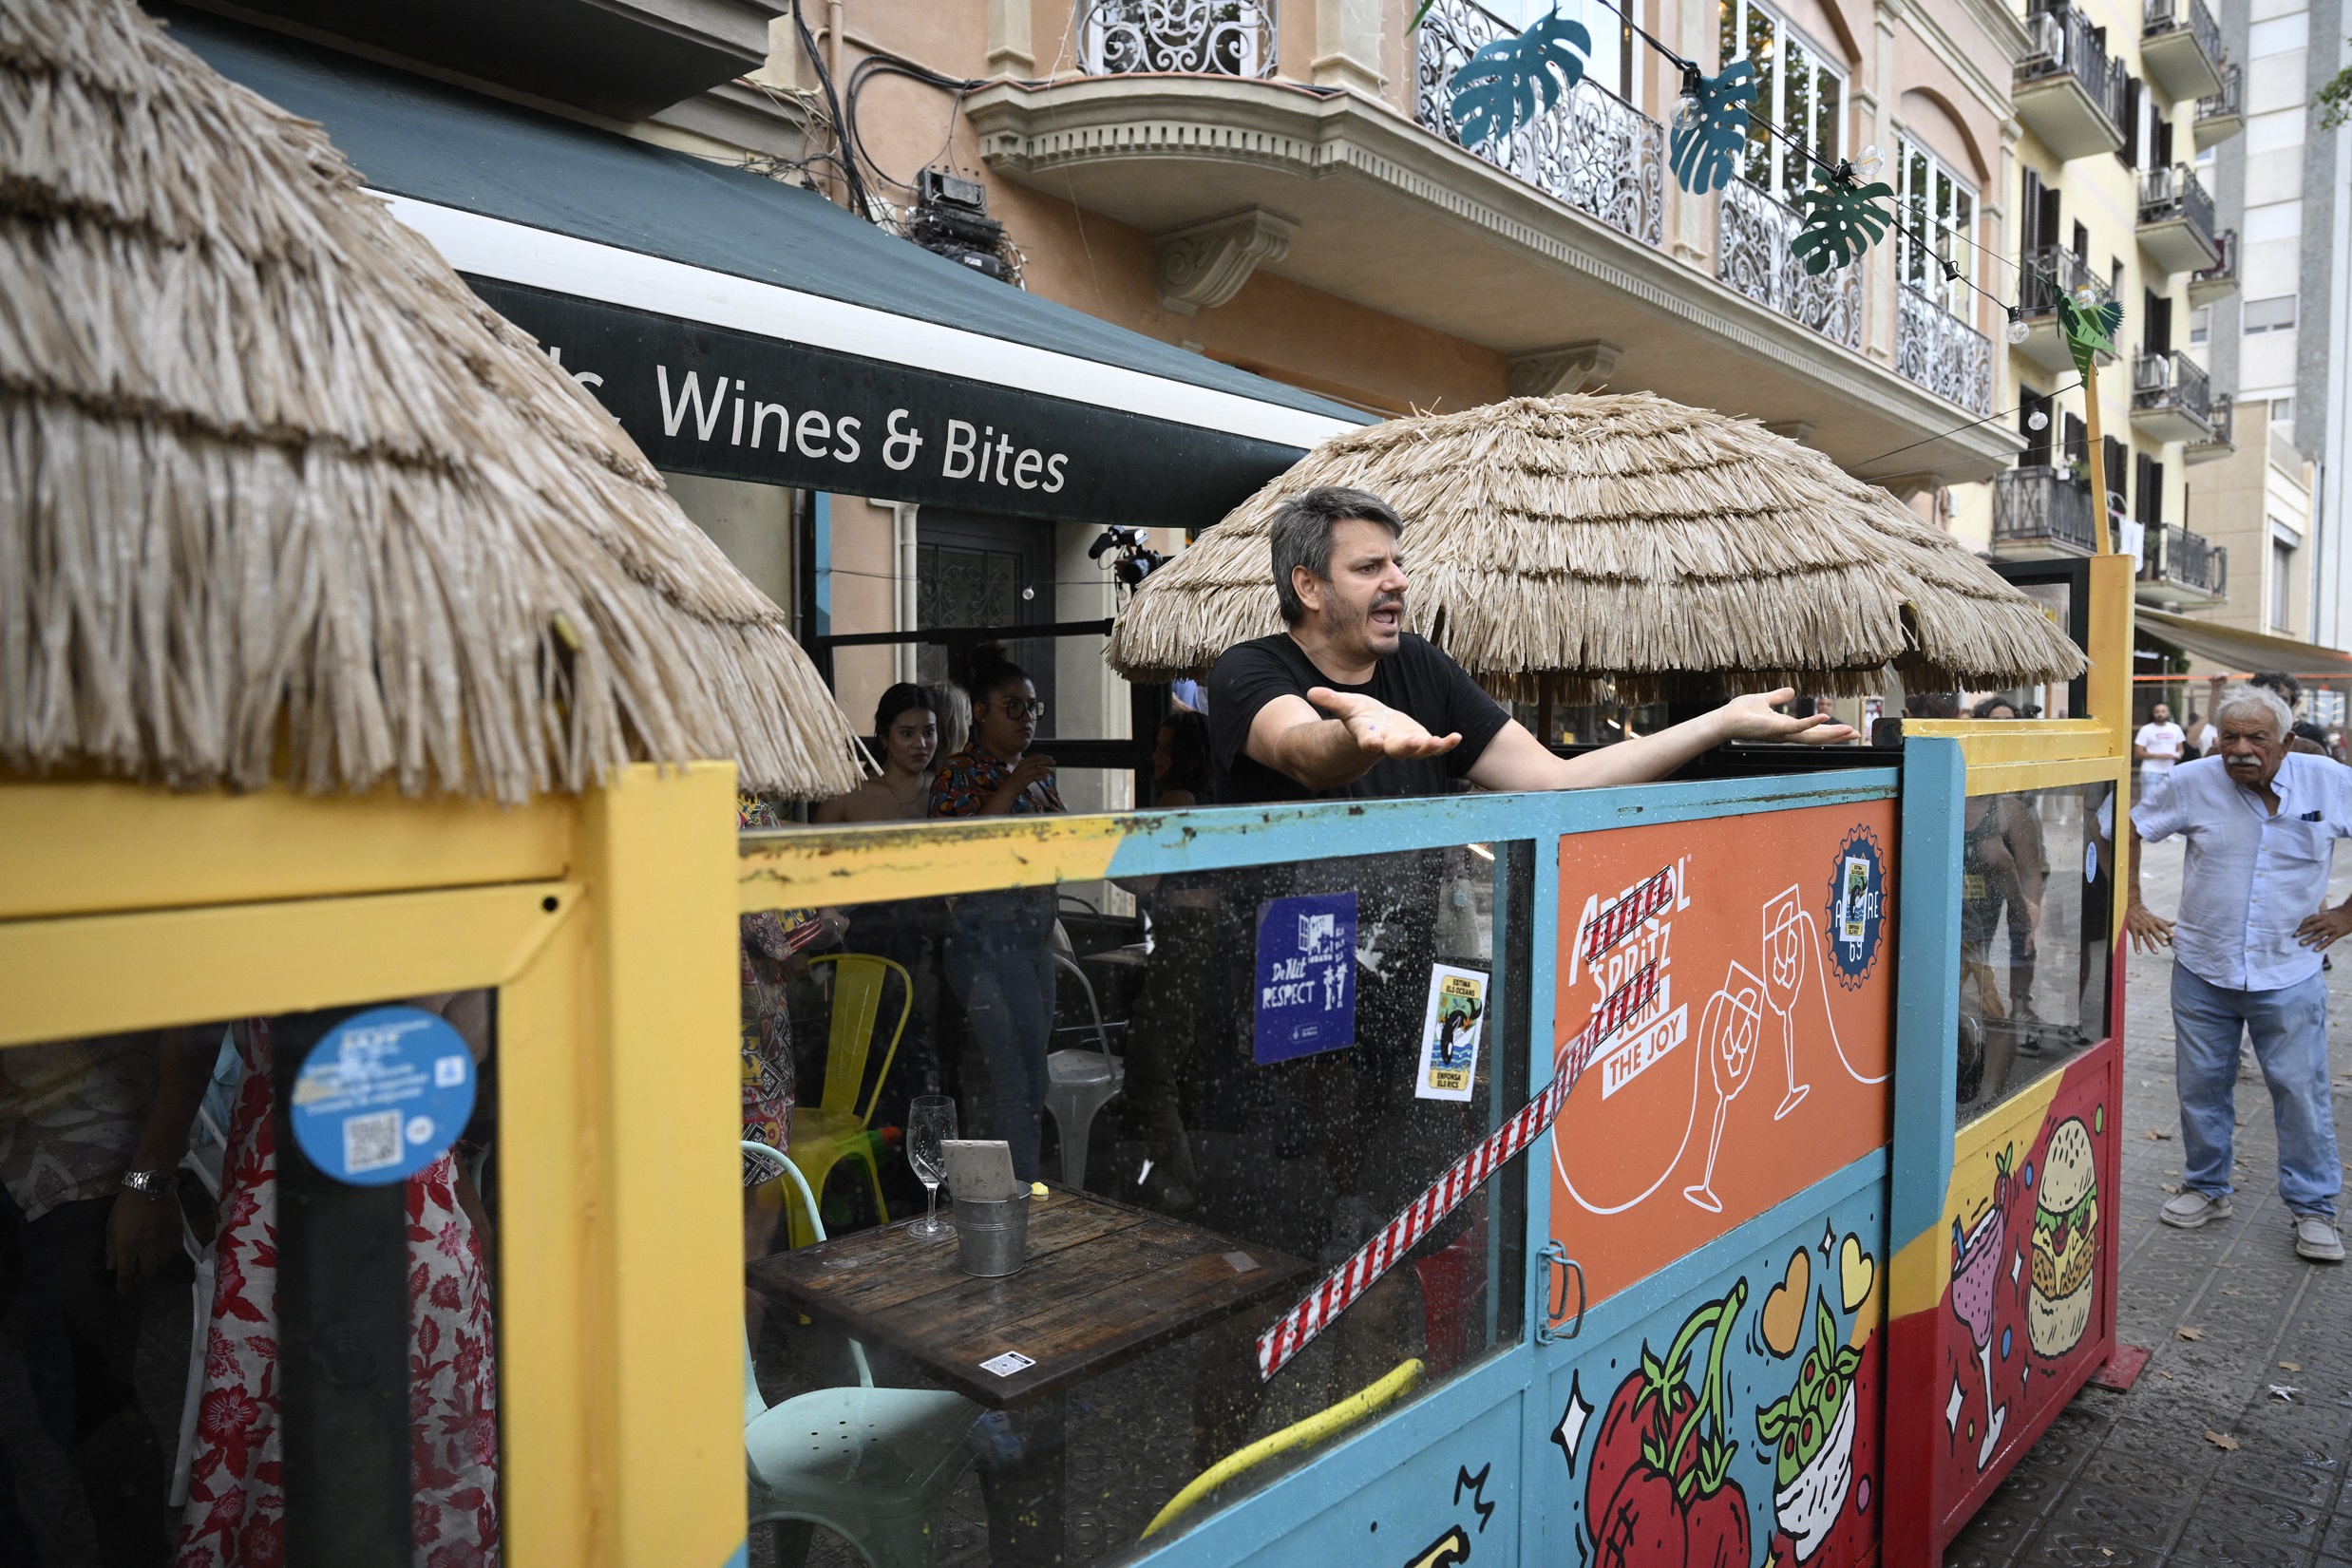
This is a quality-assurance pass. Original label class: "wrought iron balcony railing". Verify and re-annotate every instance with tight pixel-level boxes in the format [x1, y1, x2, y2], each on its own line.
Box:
[1079, 0, 1278, 77]
[1716, 176, 1863, 349]
[2193, 227, 2236, 291]
[2132, 348, 2212, 425]
[2139, 522, 2228, 598]
[2199, 61, 2242, 123]
[2144, 0, 2222, 68]
[2187, 390, 2235, 460]
[2139, 163, 2216, 248]
[1895, 285, 1994, 414]
[1413, 0, 1665, 247]
[2019, 7, 2126, 124]
[1995, 465, 2099, 556]
[2018, 243, 2107, 317]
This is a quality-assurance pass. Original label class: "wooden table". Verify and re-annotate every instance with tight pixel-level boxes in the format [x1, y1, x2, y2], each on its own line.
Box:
[748, 1186, 1308, 1563]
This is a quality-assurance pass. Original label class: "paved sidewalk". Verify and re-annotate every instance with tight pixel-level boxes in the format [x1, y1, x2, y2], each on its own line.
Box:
[1945, 835, 2352, 1568]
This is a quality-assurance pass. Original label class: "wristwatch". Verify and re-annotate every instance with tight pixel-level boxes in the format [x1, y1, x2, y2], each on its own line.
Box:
[120, 1168, 171, 1200]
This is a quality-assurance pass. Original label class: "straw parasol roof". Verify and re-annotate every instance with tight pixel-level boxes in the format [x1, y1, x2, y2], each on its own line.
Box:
[1108, 393, 2087, 705]
[0, 0, 865, 802]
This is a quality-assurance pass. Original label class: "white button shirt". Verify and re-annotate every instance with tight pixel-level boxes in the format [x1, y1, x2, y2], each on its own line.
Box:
[2133, 752, 2352, 992]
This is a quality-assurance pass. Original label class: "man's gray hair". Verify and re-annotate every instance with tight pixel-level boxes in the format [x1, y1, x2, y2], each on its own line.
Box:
[1268, 486, 1403, 626]
[2213, 682, 2294, 740]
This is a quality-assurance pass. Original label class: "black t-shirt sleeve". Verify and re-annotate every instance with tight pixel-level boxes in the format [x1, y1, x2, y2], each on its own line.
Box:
[1427, 643, 1511, 775]
[1207, 637, 1310, 778]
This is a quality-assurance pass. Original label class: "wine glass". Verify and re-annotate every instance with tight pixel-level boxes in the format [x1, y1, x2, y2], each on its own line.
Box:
[1683, 962, 1764, 1214]
[1761, 890, 1812, 1121]
[909, 1095, 957, 1239]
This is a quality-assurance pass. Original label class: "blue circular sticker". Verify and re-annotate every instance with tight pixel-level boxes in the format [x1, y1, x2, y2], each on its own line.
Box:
[290, 1007, 476, 1186]
[1822, 825, 1887, 990]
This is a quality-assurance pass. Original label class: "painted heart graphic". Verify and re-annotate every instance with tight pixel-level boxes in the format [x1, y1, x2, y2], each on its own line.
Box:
[1761, 1248, 1809, 1356]
[1840, 1234, 1875, 1312]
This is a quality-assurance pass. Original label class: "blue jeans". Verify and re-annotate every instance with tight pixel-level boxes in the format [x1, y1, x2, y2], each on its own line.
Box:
[947, 894, 1057, 1183]
[2172, 962, 2341, 1218]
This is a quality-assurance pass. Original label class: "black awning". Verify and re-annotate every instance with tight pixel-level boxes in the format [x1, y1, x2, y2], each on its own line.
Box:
[159, 5, 1366, 528]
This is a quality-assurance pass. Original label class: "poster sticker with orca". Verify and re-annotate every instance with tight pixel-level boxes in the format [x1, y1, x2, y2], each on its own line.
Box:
[1414, 964, 1489, 1101]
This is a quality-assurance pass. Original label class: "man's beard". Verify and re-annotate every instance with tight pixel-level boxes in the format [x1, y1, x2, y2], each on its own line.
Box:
[1332, 591, 1405, 644]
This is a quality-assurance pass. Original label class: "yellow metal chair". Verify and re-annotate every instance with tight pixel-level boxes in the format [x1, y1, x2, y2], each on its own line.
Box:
[1142, 1358, 1424, 1539]
[780, 953, 913, 1249]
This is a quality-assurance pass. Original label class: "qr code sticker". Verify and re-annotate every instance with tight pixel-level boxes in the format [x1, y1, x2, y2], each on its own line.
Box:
[343, 1108, 403, 1173]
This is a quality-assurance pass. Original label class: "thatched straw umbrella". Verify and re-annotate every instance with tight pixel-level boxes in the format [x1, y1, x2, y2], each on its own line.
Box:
[1108, 393, 2087, 705]
[0, 0, 865, 803]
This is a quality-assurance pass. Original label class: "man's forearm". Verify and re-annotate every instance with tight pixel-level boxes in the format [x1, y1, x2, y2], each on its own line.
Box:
[1549, 708, 1730, 790]
[130, 1028, 215, 1175]
[1270, 718, 1380, 792]
[2125, 814, 2144, 907]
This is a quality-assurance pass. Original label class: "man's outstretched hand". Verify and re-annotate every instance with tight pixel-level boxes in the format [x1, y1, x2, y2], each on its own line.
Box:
[1307, 688, 1462, 761]
[2123, 900, 2174, 954]
[1716, 689, 1859, 746]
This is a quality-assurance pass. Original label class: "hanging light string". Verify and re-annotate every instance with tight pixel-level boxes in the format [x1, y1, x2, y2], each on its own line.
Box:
[1554, 0, 2072, 334]
[1851, 378, 2083, 471]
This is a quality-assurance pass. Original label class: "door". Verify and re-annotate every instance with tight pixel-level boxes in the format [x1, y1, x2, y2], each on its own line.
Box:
[916, 508, 1058, 722]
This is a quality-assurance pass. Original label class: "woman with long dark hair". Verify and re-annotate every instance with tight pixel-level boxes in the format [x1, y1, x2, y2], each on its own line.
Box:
[930, 647, 1062, 1181]
[815, 683, 940, 824]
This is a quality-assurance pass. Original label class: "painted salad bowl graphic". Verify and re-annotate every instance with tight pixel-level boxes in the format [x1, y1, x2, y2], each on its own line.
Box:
[1757, 1297, 1861, 1561]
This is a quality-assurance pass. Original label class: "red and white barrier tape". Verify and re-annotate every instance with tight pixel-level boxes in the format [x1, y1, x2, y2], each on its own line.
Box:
[1255, 957, 1660, 1381]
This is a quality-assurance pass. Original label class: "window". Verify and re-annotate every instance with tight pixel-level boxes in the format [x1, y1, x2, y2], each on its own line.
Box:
[2190, 305, 2210, 344]
[2273, 539, 2294, 631]
[1720, 0, 1844, 199]
[2244, 293, 2300, 334]
[2273, 396, 2295, 436]
[1896, 138, 1976, 314]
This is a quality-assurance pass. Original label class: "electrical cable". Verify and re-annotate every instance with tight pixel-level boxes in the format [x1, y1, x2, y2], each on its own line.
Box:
[791, 0, 875, 220]
[1850, 378, 2083, 470]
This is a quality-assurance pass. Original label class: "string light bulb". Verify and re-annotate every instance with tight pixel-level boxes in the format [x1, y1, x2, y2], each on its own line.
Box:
[2072, 283, 2101, 309]
[1850, 144, 1885, 179]
[1673, 62, 1704, 132]
[2005, 308, 2031, 345]
[2027, 409, 2050, 431]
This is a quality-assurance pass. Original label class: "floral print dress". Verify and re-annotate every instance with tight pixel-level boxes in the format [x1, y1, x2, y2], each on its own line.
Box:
[177, 1018, 499, 1568]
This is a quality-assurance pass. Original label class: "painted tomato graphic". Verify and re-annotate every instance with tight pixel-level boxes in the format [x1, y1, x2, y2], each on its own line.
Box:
[1584, 1282, 1753, 1568]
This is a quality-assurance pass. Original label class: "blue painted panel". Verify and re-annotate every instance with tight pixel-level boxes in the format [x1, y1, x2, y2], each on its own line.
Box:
[1890, 739, 1965, 1252]
[1234, 1393, 1525, 1568]
[1530, 1172, 1892, 1568]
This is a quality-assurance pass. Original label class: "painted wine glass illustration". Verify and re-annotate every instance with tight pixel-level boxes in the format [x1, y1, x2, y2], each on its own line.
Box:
[1683, 962, 1765, 1214]
[1762, 888, 1813, 1121]
[1949, 1148, 2014, 1466]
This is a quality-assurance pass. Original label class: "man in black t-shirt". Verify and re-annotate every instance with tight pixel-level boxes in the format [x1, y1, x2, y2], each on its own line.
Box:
[1208, 486, 1851, 803]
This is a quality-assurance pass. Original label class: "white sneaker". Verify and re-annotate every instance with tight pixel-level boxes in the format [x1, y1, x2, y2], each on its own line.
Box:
[2161, 1190, 2232, 1228]
[2294, 1215, 2344, 1262]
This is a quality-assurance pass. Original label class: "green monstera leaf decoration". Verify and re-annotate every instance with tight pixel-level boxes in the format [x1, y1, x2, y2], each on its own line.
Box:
[1791, 172, 1897, 275]
[1449, 8, 1592, 147]
[1667, 62, 1756, 194]
[2055, 292, 2125, 379]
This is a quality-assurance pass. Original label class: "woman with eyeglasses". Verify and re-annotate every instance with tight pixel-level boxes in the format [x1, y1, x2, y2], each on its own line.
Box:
[930, 646, 1063, 1181]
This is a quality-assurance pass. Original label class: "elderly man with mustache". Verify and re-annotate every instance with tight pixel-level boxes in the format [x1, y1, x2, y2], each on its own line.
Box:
[2128, 682, 2352, 1261]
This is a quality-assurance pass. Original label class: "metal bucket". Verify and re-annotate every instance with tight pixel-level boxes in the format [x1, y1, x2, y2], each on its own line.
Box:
[955, 1193, 1030, 1277]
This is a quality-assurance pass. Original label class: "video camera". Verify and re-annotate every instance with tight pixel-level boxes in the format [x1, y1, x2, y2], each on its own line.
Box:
[1087, 525, 1167, 591]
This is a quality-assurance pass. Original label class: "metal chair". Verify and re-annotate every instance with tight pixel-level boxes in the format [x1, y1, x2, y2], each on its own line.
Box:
[742, 1142, 978, 1567]
[780, 954, 912, 1248]
[1044, 951, 1124, 1188]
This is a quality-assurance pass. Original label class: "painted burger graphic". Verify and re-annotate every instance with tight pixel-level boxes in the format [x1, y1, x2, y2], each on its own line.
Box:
[2027, 1117, 2098, 1358]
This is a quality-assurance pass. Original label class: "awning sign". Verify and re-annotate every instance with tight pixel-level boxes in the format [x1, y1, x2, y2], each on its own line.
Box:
[469, 276, 1307, 529]
[1254, 893, 1356, 1063]
[290, 1007, 477, 1186]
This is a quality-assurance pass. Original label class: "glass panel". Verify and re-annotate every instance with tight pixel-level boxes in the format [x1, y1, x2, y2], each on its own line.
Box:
[1904, 147, 1931, 291]
[1744, 5, 1776, 189]
[0, 996, 502, 1565]
[1957, 784, 2114, 1124]
[1952, 188, 1975, 312]
[1781, 36, 1812, 195]
[741, 842, 1533, 1564]
[1813, 60, 1840, 164]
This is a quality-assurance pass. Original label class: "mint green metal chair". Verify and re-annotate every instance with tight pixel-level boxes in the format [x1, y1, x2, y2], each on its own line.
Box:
[741, 1142, 978, 1566]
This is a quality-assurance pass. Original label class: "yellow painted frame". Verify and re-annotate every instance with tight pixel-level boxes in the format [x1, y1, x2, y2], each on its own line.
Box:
[0, 764, 744, 1568]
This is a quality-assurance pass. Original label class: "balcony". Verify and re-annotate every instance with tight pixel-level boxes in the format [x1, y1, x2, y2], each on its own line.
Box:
[2012, 244, 2116, 373]
[2196, 63, 2245, 148]
[2185, 390, 2236, 463]
[1717, 177, 1863, 349]
[1080, 0, 1277, 77]
[2131, 348, 2213, 442]
[2189, 227, 2237, 305]
[2138, 163, 2220, 274]
[2016, 8, 2126, 160]
[966, 0, 2024, 486]
[1994, 465, 2100, 557]
[2137, 522, 2228, 606]
[2141, 0, 2225, 102]
[1895, 285, 1994, 414]
[1414, 0, 1664, 248]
